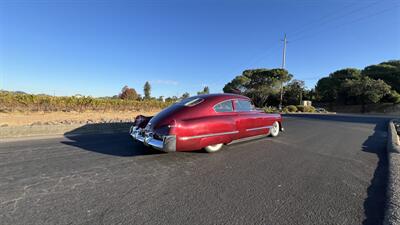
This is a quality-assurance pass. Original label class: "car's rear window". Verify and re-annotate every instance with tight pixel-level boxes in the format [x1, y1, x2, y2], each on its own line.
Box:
[235, 99, 254, 112]
[178, 97, 204, 107]
[214, 100, 234, 112]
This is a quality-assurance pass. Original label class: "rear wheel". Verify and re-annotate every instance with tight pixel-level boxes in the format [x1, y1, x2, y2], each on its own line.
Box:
[269, 121, 280, 137]
[204, 143, 223, 153]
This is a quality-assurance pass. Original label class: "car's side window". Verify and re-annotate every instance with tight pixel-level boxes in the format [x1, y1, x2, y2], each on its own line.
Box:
[235, 99, 254, 112]
[214, 100, 234, 112]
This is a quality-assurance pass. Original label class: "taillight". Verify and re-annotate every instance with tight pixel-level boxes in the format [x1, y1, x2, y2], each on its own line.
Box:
[168, 120, 178, 134]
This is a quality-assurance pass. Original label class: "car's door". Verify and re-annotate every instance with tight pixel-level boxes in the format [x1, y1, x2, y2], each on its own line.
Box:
[211, 99, 239, 140]
[234, 99, 269, 138]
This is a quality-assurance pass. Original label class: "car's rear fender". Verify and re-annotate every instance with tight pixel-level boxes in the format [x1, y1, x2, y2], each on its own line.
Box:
[173, 116, 236, 151]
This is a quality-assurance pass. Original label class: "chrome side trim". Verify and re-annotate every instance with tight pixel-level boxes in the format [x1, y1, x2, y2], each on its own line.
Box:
[246, 125, 272, 132]
[228, 133, 269, 145]
[180, 130, 239, 140]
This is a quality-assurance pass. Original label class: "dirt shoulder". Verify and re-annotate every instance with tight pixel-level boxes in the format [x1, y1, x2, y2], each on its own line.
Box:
[0, 110, 159, 127]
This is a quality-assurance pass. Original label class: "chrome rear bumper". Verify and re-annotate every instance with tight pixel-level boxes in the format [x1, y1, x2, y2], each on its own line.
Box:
[130, 126, 176, 152]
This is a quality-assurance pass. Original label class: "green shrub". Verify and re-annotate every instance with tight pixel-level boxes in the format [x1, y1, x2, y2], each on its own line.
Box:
[285, 105, 298, 112]
[297, 105, 316, 112]
[304, 106, 316, 112]
[296, 105, 304, 112]
[263, 106, 279, 113]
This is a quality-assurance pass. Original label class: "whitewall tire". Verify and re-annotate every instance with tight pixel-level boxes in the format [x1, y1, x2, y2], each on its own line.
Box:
[269, 121, 280, 137]
[204, 143, 223, 153]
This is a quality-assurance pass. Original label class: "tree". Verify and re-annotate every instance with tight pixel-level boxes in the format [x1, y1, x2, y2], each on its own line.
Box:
[284, 79, 306, 105]
[362, 60, 400, 93]
[119, 85, 138, 100]
[329, 68, 361, 80]
[315, 68, 361, 103]
[157, 96, 164, 102]
[342, 77, 391, 112]
[181, 92, 190, 99]
[223, 68, 292, 107]
[204, 86, 210, 94]
[303, 88, 315, 101]
[223, 75, 250, 94]
[383, 90, 400, 104]
[144, 81, 151, 100]
[197, 86, 210, 95]
[165, 96, 178, 102]
[315, 77, 337, 102]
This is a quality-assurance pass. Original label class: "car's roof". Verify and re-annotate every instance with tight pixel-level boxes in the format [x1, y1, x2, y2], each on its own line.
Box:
[195, 93, 250, 101]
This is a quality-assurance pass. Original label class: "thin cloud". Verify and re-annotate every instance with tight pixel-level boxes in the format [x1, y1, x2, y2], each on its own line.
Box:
[152, 80, 179, 86]
[201, 82, 222, 88]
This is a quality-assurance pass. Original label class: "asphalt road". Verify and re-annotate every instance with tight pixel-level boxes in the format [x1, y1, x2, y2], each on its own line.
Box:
[0, 114, 393, 225]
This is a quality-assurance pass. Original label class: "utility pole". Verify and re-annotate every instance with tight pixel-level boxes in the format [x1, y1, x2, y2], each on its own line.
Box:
[279, 34, 287, 111]
[282, 34, 287, 69]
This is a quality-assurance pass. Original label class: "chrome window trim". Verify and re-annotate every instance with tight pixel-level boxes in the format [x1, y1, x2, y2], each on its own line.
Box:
[212, 98, 255, 113]
[179, 130, 239, 140]
[213, 99, 235, 113]
[234, 99, 255, 112]
[183, 98, 204, 107]
[246, 125, 272, 132]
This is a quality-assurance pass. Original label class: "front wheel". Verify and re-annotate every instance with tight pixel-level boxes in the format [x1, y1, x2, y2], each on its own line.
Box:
[204, 143, 223, 153]
[269, 121, 280, 137]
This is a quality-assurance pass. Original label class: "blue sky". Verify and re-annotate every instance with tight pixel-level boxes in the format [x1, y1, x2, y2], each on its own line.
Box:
[1, 0, 399, 97]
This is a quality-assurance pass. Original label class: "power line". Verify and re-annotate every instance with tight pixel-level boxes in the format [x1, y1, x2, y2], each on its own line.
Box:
[224, 43, 280, 78]
[290, 4, 400, 43]
[229, 3, 349, 74]
[288, 0, 385, 40]
[288, 0, 361, 38]
[232, 1, 392, 73]
[223, 0, 398, 82]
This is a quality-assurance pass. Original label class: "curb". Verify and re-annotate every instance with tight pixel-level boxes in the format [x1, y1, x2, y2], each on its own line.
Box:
[0, 122, 134, 140]
[384, 120, 400, 225]
[281, 112, 337, 115]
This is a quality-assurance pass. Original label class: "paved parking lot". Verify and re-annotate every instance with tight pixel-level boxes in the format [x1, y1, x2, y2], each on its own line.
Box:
[0, 115, 391, 225]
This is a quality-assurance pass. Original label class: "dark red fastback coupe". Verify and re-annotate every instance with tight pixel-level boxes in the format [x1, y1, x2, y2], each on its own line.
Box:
[130, 93, 283, 153]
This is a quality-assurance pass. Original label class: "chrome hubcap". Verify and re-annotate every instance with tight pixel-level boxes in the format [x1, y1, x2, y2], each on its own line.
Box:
[272, 122, 279, 134]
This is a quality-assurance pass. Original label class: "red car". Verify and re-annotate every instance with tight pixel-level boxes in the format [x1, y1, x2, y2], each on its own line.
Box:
[130, 93, 283, 153]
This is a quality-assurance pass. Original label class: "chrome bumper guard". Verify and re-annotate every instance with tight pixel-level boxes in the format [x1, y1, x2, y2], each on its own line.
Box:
[130, 126, 176, 152]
